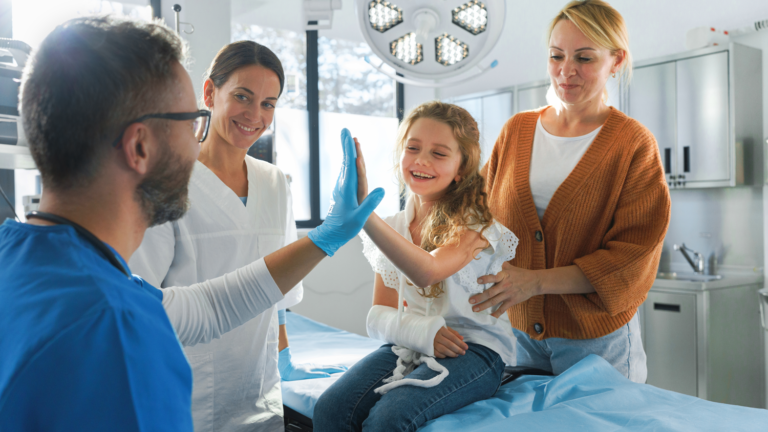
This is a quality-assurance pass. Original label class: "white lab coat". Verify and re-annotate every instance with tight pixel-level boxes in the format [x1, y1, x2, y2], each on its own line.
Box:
[130, 157, 303, 432]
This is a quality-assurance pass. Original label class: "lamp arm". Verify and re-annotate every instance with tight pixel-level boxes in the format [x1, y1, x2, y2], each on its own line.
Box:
[364, 56, 499, 88]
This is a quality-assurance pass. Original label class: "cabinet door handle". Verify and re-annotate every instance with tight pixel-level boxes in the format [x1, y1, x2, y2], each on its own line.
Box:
[664, 148, 671, 174]
[683, 146, 690, 173]
[654, 303, 681, 312]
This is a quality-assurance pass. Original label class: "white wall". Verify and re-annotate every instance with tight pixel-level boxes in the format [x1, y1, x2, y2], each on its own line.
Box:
[404, 2, 768, 121]
[227, 1, 768, 333]
[160, 0, 231, 100]
[291, 231, 375, 337]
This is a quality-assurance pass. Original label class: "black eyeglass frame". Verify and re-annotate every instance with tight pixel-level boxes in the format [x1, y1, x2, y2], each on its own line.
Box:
[112, 109, 212, 147]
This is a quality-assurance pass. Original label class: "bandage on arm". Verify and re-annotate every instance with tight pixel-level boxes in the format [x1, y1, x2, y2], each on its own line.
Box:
[366, 305, 445, 357]
[162, 258, 284, 347]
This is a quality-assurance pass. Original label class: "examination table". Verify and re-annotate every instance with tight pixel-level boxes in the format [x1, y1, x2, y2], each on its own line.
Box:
[282, 311, 768, 431]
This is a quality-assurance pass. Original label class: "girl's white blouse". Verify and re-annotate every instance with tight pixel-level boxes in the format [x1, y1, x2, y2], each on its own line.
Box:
[360, 195, 519, 366]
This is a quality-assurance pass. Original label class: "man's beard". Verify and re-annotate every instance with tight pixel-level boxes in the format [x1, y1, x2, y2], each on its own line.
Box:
[135, 141, 195, 227]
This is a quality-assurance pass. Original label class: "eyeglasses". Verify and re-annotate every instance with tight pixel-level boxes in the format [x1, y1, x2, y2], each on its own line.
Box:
[112, 109, 212, 147]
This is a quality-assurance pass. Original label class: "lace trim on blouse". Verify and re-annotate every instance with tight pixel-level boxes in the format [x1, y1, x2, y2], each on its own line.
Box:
[359, 221, 519, 294]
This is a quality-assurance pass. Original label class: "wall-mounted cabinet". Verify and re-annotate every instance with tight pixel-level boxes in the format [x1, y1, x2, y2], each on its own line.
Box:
[626, 44, 763, 189]
[445, 75, 623, 159]
[516, 81, 549, 113]
[451, 90, 514, 166]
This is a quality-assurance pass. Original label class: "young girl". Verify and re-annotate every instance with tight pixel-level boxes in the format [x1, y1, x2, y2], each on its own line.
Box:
[313, 101, 519, 432]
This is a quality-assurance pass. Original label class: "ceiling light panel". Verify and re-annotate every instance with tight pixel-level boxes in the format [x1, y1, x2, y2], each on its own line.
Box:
[435, 33, 469, 66]
[452, 1, 488, 35]
[390, 33, 423, 65]
[368, 0, 403, 33]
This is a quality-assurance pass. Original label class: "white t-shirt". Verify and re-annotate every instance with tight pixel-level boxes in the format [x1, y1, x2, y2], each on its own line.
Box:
[529, 117, 601, 220]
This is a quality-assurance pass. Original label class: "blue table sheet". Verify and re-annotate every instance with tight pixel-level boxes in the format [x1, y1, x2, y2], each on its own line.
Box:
[283, 312, 768, 431]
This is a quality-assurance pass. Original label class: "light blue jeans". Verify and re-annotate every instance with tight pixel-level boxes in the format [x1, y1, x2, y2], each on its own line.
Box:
[513, 313, 647, 383]
[313, 343, 505, 432]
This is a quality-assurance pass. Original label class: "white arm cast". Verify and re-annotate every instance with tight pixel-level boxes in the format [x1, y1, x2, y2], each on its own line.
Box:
[162, 258, 284, 347]
[366, 305, 445, 357]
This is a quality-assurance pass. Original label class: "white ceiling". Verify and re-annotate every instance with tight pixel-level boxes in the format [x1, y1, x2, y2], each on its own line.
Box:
[231, 0, 768, 97]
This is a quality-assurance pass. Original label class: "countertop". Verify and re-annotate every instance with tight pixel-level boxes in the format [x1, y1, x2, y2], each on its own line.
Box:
[652, 273, 764, 292]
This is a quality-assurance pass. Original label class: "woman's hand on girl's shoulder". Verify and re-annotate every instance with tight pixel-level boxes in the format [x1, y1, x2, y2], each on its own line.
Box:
[433, 326, 468, 359]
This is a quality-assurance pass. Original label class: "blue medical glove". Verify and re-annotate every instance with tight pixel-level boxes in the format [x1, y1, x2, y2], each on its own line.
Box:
[278, 308, 287, 326]
[278, 347, 348, 381]
[308, 128, 385, 257]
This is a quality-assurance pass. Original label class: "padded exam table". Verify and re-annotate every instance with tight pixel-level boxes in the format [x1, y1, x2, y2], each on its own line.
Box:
[282, 311, 768, 431]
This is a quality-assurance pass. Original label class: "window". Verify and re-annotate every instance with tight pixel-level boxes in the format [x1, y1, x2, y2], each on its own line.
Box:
[234, 23, 403, 226]
[232, 24, 311, 221]
[12, 0, 153, 49]
[318, 34, 401, 219]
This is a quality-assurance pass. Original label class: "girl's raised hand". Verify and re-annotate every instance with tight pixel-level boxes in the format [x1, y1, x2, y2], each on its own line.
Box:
[433, 326, 468, 358]
[354, 137, 369, 205]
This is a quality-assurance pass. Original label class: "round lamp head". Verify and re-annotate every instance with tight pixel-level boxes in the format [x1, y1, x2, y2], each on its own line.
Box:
[356, 0, 505, 82]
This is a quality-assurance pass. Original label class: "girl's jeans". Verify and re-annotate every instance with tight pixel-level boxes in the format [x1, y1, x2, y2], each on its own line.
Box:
[313, 342, 504, 432]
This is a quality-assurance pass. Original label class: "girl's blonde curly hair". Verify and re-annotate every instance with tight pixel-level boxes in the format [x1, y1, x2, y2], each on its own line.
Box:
[395, 101, 494, 299]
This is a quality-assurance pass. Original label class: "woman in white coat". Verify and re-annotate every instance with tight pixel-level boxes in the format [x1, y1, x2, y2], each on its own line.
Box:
[130, 41, 341, 432]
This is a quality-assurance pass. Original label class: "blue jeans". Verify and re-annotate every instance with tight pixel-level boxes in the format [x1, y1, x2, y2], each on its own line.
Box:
[313, 343, 505, 432]
[513, 312, 647, 383]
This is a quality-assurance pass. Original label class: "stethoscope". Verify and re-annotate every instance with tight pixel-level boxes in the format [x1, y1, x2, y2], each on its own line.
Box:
[25, 211, 131, 279]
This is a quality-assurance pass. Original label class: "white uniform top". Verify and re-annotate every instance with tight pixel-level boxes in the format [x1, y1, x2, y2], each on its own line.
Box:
[529, 117, 601, 219]
[360, 195, 519, 366]
[130, 157, 302, 432]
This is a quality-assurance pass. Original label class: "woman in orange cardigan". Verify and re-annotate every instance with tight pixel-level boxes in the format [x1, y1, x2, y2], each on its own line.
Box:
[470, 0, 670, 383]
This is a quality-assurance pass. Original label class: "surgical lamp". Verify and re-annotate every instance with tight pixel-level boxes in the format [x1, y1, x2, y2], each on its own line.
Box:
[355, 0, 506, 87]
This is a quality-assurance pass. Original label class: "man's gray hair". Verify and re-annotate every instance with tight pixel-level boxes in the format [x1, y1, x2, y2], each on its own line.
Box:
[21, 15, 187, 191]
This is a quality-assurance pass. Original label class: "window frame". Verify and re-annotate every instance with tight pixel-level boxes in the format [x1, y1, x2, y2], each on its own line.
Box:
[297, 30, 405, 229]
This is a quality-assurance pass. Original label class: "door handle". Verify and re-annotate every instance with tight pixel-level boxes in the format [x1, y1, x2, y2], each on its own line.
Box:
[759, 290, 768, 330]
[664, 148, 671, 174]
[683, 146, 690, 173]
[654, 303, 681, 312]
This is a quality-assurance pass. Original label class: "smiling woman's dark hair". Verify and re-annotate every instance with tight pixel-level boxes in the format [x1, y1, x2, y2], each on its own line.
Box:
[204, 40, 285, 99]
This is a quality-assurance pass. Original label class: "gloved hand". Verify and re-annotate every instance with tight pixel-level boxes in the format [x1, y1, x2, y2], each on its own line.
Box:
[308, 128, 385, 256]
[278, 347, 348, 381]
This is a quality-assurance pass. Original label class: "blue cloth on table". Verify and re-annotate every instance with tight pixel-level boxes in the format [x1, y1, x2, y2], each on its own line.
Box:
[283, 311, 768, 431]
[0, 220, 193, 431]
[421, 353, 768, 431]
[282, 311, 383, 418]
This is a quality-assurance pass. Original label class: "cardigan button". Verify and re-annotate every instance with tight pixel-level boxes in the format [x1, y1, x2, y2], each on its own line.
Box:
[535, 231, 543, 242]
[534, 323, 543, 334]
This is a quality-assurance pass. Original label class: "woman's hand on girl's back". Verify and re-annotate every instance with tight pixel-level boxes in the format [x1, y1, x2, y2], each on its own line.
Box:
[434, 326, 468, 358]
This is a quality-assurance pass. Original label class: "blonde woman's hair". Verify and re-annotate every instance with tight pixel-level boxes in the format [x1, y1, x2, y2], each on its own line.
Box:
[548, 0, 632, 98]
[394, 101, 494, 299]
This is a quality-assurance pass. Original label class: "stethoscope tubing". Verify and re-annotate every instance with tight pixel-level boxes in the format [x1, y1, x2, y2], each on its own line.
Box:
[25, 211, 131, 279]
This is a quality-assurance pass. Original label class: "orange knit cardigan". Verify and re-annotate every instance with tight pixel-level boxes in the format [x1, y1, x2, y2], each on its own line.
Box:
[484, 107, 671, 340]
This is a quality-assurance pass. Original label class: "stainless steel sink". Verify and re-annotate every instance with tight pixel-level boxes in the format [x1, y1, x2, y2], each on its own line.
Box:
[656, 272, 723, 282]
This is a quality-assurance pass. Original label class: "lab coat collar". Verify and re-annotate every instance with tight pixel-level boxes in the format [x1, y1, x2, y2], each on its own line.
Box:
[190, 160, 251, 227]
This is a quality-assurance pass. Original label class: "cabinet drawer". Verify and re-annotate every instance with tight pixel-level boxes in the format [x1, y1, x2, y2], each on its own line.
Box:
[644, 292, 698, 396]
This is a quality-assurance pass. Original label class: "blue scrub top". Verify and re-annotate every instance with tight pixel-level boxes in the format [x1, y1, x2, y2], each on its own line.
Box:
[0, 220, 193, 431]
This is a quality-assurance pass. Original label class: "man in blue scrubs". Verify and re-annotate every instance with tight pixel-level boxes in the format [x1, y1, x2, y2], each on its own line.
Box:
[0, 16, 382, 431]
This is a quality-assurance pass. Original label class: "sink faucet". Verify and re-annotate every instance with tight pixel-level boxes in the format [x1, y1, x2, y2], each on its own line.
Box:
[673, 243, 704, 274]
